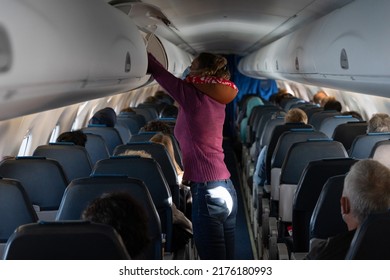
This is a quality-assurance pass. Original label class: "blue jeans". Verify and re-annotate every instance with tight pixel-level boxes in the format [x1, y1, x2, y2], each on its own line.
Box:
[190, 179, 238, 259]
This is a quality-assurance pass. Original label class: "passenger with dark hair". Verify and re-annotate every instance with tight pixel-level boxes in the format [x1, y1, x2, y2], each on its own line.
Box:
[323, 99, 342, 112]
[305, 159, 390, 259]
[89, 107, 117, 127]
[82, 192, 150, 259]
[56, 130, 87, 147]
[147, 52, 238, 259]
[142, 120, 173, 134]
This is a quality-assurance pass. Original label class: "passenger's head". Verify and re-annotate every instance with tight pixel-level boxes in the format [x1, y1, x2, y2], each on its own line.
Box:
[313, 91, 328, 106]
[150, 133, 182, 174]
[284, 108, 308, 124]
[89, 107, 117, 127]
[367, 113, 390, 133]
[119, 149, 152, 158]
[120, 107, 135, 113]
[142, 120, 172, 134]
[56, 130, 87, 147]
[342, 159, 390, 230]
[323, 99, 342, 112]
[144, 96, 158, 104]
[190, 53, 230, 79]
[82, 192, 150, 259]
[160, 104, 178, 118]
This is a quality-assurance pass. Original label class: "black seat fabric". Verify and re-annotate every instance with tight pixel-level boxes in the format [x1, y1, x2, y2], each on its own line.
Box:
[276, 140, 348, 224]
[55, 176, 162, 259]
[346, 212, 390, 260]
[280, 140, 348, 185]
[319, 116, 360, 138]
[332, 121, 367, 151]
[349, 132, 390, 159]
[91, 156, 173, 253]
[293, 161, 355, 253]
[114, 142, 180, 207]
[246, 105, 279, 145]
[265, 122, 314, 183]
[81, 125, 123, 155]
[310, 175, 348, 244]
[84, 133, 110, 166]
[0, 178, 38, 243]
[117, 111, 146, 132]
[0, 157, 68, 212]
[309, 110, 340, 130]
[271, 129, 328, 170]
[3, 221, 131, 260]
[33, 143, 92, 182]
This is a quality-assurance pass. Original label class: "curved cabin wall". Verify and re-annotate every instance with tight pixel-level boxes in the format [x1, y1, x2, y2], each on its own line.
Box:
[239, 0, 390, 98]
[0, 0, 148, 120]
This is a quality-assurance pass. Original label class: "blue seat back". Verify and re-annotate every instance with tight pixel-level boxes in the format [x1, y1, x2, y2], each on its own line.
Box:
[55, 176, 162, 259]
[3, 221, 131, 260]
[0, 178, 38, 243]
[0, 157, 68, 211]
[349, 132, 390, 159]
[81, 125, 123, 155]
[84, 133, 110, 166]
[114, 142, 180, 207]
[33, 143, 92, 182]
[331, 121, 367, 151]
[346, 212, 390, 260]
[280, 140, 348, 185]
[319, 115, 360, 138]
[293, 161, 355, 252]
[271, 129, 328, 169]
[310, 174, 348, 241]
[91, 156, 173, 253]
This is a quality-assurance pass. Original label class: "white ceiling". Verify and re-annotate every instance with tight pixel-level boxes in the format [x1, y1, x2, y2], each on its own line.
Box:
[111, 0, 354, 56]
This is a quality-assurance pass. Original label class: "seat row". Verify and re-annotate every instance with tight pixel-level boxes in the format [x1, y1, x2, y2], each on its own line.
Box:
[236, 96, 390, 259]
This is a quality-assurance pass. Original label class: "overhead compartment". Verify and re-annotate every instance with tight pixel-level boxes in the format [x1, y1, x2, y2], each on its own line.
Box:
[0, 0, 148, 120]
[114, 2, 193, 80]
[239, 0, 390, 98]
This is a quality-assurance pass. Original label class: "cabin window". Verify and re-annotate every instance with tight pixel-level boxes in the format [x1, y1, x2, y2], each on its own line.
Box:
[49, 125, 61, 143]
[17, 130, 32, 156]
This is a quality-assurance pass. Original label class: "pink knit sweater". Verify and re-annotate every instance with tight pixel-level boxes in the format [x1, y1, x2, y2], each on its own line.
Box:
[147, 53, 230, 182]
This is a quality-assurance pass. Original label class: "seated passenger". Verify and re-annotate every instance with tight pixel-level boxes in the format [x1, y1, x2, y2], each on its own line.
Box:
[150, 133, 192, 220]
[150, 133, 183, 182]
[56, 130, 87, 147]
[89, 107, 117, 127]
[119, 149, 193, 252]
[323, 98, 342, 112]
[312, 90, 328, 107]
[141, 120, 173, 134]
[82, 192, 150, 259]
[367, 113, 390, 133]
[305, 159, 390, 259]
[253, 108, 308, 189]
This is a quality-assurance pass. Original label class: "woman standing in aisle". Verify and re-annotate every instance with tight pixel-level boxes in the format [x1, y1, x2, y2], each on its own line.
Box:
[147, 52, 238, 259]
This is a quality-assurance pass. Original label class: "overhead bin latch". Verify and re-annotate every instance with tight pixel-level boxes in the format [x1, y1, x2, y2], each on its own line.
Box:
[340, 48, 349, 70]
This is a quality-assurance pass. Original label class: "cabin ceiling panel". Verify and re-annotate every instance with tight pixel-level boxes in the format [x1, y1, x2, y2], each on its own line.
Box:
[137, 0, 353, 55]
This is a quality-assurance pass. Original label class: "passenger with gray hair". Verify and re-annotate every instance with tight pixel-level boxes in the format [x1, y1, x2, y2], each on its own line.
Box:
[367, 113, 390, 133]
[305, 159, 390, 259]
